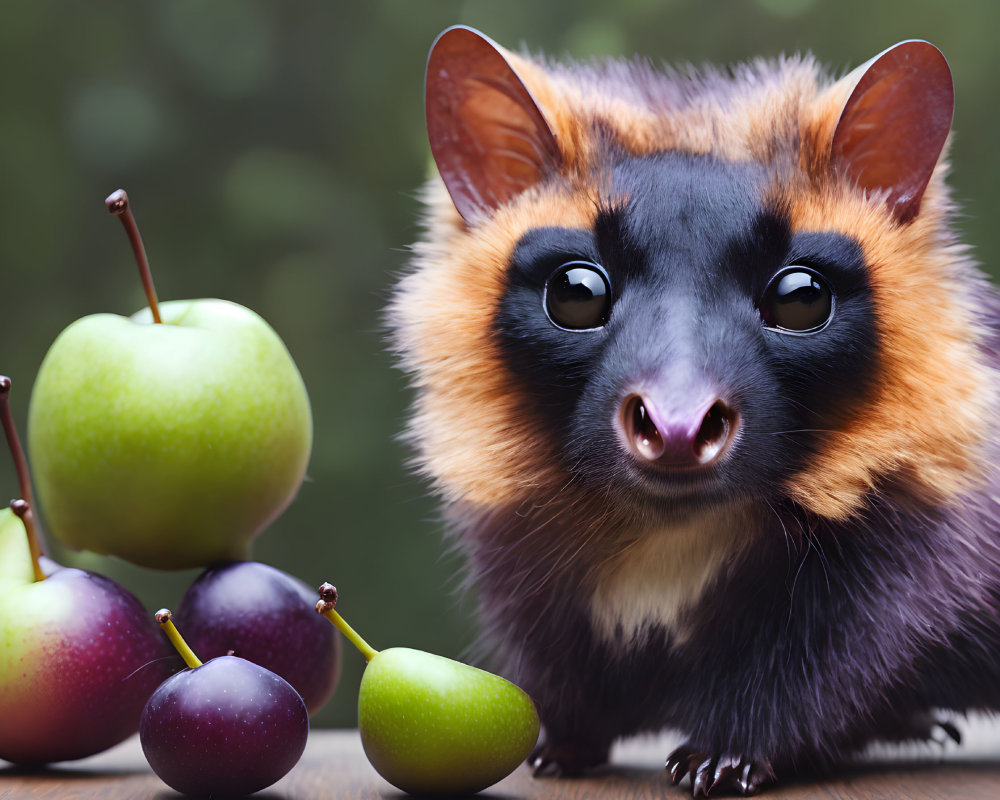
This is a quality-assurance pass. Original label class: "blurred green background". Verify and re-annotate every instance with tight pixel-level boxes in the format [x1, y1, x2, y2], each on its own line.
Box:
[0, 0, 996, 729]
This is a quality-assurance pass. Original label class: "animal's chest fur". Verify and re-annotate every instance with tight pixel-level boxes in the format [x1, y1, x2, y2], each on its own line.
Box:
[586, 506, 753, 646]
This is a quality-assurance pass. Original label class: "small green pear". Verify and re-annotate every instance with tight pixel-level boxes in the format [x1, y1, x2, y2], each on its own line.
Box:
[316, 584, 539, 795]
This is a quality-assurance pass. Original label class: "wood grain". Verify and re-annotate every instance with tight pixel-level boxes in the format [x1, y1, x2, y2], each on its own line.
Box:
[3, 717, 1000, 799]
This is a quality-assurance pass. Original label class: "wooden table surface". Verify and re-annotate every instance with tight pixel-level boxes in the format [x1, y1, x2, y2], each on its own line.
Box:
[4, 716, 1000, 799]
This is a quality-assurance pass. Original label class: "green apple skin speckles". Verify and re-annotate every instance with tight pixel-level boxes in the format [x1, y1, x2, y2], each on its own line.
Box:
[358, 647, 540, 795]
[27, 298, 312, 569]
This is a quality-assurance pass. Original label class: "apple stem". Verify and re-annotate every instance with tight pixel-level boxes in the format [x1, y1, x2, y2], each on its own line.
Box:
[316, 583, 379, 663]
[10, 501, 45, 583]
[0, 377, 35, 511]
[106, 189, 162, 324]
[155, 609, 203, 669]
[0, 376, 46, 580]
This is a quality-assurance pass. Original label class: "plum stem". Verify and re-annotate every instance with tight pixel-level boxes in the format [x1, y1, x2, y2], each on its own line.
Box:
[316, 583, 379, 662]
[156, 609, 203, 669]
[106, 189, 162, 324]
[10, 501, 45, 583]
[0, 376, 46, 580]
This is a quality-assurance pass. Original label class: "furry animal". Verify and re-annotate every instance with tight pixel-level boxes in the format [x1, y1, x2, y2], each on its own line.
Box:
[389, 26, 1000, 796]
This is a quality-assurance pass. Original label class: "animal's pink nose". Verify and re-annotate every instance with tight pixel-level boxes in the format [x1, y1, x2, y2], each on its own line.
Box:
[621, 393, 737, 467]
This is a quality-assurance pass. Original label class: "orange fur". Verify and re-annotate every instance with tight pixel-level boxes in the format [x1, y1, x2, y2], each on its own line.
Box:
[776, 168, 991, 518]
[391, 183, 598, 509]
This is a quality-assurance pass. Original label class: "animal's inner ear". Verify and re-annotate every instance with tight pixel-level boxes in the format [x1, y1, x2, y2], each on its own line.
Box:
[425, 25, 562, 223]
[830, 40, 953, 224]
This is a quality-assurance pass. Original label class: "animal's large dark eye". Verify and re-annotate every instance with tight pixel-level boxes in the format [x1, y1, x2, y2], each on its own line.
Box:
[760, 267, 833, 333]
[544, 261, 612, 330]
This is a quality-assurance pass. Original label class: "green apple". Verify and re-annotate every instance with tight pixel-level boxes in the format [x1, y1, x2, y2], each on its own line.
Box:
[26, 190, 311, 569]
[316, 584, 540, 795]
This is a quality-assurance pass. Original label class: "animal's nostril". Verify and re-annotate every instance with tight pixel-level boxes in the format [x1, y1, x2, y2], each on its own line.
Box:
[626, 395, 665, 460]
[693, 400, 735, 464]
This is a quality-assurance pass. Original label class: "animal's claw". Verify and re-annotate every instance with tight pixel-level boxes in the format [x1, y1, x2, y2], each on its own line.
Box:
[934, 718, 962, 746]
[691, 756, 713, 797]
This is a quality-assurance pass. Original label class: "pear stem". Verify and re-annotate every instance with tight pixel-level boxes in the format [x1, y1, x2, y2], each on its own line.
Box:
[155, 609, 203, 669]
[11, 501, 45, 583]
[316, 583, 379, 662]
[106, 189, 162, 324]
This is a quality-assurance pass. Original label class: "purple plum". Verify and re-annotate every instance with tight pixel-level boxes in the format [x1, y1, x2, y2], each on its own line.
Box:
[174, 560, 340, 713]
[140, 611, 309, 797]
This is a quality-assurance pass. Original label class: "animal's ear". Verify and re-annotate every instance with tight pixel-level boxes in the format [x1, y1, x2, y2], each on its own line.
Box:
[425, 26, 562, 223]
[830, 40, 953, 224]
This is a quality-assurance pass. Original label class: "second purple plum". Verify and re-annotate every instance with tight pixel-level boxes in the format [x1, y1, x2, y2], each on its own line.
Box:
[174, 561, 340, 713]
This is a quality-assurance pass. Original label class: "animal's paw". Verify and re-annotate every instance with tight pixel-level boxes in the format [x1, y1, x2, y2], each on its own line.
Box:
[865, 709, 963, 748]
[529, 739, 609, 777]
[908, 711, 963, 747]
[666, 743, 775, 797]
